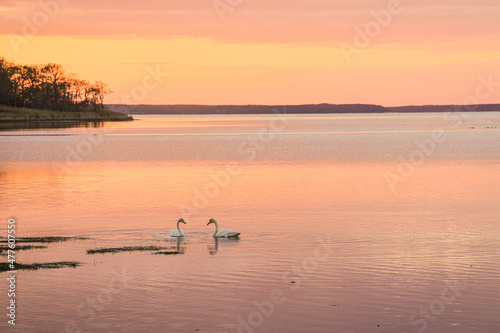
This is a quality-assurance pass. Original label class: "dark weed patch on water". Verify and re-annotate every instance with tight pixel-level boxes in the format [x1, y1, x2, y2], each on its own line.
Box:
[0, 261, 83, 272]
[0, 245, 47, 254]
[87, 246, 174, 254]
[0, 236, 89, 244]
[152, 251, 182, 255]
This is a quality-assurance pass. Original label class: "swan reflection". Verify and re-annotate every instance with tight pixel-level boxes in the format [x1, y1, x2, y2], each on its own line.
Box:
[207, 237, 240, 255]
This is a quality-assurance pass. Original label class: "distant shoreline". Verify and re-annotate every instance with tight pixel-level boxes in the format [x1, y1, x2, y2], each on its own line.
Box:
[107, 103, 500, 115]
[2, 104, 499, 122]
[0, 104, 133, 122]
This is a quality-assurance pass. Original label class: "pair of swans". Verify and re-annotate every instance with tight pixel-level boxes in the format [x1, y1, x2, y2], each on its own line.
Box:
[170, 218, 241, 238]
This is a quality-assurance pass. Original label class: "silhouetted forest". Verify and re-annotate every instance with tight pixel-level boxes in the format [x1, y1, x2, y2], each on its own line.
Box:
[0, 58, 110, 111]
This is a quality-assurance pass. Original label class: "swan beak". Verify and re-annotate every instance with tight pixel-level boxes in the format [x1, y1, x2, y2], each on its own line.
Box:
[206, 221, 212, 226]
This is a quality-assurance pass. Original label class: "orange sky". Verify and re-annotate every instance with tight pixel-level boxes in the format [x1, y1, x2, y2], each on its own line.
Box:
[1, 0, 500, 105]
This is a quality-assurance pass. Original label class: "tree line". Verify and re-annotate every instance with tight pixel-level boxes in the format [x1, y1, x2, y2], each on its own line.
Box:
[0, 58, 111, 111]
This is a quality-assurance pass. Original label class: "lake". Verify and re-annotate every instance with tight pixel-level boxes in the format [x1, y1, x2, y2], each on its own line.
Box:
[1, 111, 499, 332]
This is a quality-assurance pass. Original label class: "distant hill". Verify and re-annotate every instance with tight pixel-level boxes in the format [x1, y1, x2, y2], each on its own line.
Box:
[107, 104, 388, 115]
[386, 104, 500, 113]
[106, 103, 500, 115]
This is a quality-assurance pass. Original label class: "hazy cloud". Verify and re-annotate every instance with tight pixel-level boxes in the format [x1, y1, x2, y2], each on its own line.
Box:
[1, 0, 500, 44]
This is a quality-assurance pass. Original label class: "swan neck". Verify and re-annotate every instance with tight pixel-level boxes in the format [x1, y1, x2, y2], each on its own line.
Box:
[213, 221, 219, 237]
[177, 221, 182, 232]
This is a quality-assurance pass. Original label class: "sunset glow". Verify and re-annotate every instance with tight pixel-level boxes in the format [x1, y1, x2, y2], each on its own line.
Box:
[2, 2, 500, 332]
[1, 0, 500, 105]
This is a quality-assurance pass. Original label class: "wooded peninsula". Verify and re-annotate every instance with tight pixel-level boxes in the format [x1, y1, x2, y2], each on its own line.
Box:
[0, 58, 132, 122]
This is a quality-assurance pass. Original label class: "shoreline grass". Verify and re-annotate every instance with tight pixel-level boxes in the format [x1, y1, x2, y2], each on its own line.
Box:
[0, 104, 133, 122]
[0, 261, 83, 272]
[87, 246, 174, 254]
[0, 236, 89, 244]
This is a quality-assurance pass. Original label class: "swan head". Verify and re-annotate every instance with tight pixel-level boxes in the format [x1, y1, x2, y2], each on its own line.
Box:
[207, 218, 217, 226]
[178, 218, 186, 224]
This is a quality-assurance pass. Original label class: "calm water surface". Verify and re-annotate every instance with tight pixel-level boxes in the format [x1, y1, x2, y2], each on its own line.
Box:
[1, 112, 499, 332]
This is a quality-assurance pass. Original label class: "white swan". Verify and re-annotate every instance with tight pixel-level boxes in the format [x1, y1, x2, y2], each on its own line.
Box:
[170, 218, 186, 237]
[207, 218, 240, 238]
